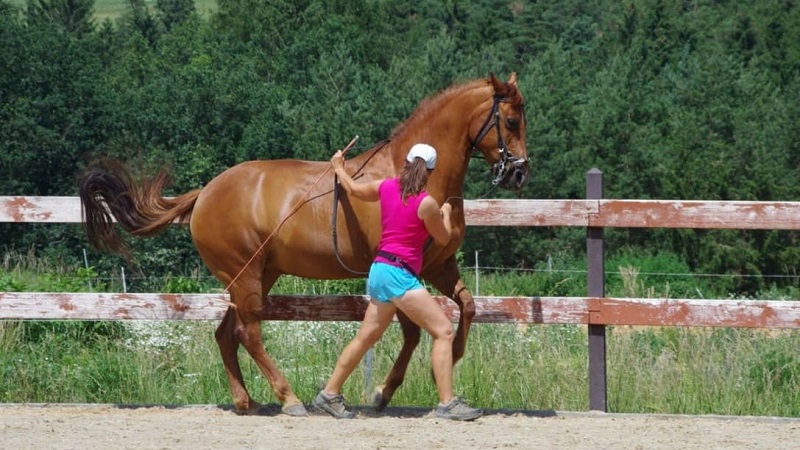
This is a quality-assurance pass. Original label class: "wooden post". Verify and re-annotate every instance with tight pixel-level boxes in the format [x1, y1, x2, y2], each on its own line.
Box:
[586, 168, 607, 411]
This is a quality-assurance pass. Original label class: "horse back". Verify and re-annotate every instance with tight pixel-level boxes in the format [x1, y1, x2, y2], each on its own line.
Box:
[190, 159, 386, 279]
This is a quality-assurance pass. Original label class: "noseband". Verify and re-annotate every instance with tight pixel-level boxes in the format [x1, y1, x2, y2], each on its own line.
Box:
[471, 95, 527, 186]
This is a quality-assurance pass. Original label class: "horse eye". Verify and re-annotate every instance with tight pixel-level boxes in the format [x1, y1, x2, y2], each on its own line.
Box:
[506, 117, 520, 129]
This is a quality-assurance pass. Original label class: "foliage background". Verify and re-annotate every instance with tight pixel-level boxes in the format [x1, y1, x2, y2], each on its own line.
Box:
[2, 1, 799, 416]
[2, 0, 800, 295]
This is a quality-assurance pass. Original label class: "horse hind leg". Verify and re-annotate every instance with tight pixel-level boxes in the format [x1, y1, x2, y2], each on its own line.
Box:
[215, 306, 259, 414]
[371, 311, 421, 411]
[218, 272, 307, 416]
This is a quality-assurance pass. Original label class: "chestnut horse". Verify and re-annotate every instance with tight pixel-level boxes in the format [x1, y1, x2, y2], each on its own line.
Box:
[79, 73, 530, 416]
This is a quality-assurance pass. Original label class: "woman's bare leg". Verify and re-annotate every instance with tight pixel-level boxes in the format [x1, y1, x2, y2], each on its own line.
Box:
[393, 288, 455, 404]
[323, 299, 397, 395]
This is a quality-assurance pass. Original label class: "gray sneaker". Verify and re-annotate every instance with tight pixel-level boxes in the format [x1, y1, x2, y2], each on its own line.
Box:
[435, 397, 483, 421]
[313, 390, 356, 419]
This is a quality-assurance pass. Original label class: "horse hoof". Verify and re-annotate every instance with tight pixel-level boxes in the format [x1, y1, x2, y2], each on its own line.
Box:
[232, 400, 264, 416]
[371, 386, 389, 412]
[282, 403, 308, 417]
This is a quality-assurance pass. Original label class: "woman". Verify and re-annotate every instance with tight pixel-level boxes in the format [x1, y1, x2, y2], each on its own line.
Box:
[313, 143, 483, 421]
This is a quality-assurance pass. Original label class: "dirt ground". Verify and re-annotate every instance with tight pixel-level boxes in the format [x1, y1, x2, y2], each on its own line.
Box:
[1, 403, 798, 449]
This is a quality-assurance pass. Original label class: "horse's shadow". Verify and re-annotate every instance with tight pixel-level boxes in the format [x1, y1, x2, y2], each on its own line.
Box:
[113, 403, 558, 419]
[212, 404, 558, 419]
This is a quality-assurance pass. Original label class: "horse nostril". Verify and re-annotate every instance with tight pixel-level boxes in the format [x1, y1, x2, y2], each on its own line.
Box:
[514, 169, 529, 188]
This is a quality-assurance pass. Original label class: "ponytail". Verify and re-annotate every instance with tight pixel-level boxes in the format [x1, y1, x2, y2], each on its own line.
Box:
[399, 158, 430, 204]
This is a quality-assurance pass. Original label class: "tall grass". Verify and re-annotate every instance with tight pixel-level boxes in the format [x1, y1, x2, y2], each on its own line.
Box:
[1, 251, 798, 417]
[610, 326, 800, 416]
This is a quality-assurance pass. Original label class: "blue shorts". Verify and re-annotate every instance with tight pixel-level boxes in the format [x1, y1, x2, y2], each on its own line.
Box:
[367, 262, 423, 303]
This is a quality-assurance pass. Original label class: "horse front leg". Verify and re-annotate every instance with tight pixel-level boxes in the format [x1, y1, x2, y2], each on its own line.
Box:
[426, 256, 475, 364]
[371, 311, 421, 411]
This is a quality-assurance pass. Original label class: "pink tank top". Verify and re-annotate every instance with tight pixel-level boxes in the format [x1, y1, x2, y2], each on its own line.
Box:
[375, 178, 429, 275]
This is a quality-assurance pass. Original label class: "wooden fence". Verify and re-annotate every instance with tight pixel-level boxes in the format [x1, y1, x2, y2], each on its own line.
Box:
[2, 169, 800, 411]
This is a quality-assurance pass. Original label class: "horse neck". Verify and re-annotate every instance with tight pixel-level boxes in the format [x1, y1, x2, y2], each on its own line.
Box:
[389, 83, 492, 203]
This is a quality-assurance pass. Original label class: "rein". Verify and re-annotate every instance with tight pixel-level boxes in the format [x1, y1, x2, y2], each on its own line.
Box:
[330, 140, 389, 276]
[332, 173, 371, 276]
[329, 95, 516, 277]
[222, 136, 362, 303]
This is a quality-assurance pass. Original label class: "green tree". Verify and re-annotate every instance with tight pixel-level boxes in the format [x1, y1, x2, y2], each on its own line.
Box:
[26, 0, 95, 37]
[156, 0, 195, 31]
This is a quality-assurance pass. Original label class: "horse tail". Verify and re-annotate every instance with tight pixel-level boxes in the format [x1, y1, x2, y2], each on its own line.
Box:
[79, 158, 201, 261]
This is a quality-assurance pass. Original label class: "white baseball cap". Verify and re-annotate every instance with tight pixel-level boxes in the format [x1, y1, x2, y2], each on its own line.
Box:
[406, 143, 437, 169]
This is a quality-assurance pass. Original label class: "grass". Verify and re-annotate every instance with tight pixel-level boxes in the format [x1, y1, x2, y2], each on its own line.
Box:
[2, 319, 798, 416]
[1, 252, 799, 417]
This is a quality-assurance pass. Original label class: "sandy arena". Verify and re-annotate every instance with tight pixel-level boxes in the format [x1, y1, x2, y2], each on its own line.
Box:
[1, 403, 798, 449]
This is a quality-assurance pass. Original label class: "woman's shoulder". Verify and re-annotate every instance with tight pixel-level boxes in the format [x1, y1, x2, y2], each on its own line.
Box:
[416, 194, 438, 219]
[379, 177, 400, 191]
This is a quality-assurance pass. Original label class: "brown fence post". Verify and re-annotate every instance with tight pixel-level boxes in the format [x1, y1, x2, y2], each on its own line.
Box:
[586, 168, 607, 411]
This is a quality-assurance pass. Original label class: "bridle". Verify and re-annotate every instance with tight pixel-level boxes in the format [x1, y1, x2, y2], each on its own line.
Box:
[470, 94, 527, 186]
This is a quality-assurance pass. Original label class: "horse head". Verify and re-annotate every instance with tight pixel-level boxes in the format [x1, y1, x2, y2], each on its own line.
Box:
[469, 73, 530, 191]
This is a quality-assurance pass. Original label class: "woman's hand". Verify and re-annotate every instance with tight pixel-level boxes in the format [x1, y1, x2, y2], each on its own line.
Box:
[440, 202, 452, 218]
[330, 149, 382, 202]
[331, 150, 345, 171]
[421, 198, 452, 246]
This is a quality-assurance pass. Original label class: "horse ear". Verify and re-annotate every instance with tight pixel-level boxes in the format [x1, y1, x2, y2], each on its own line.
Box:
[489, 73, 503, 91]
[508, 72, 518, 86]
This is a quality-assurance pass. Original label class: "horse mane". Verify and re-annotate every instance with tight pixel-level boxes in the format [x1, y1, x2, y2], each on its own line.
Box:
[388, 78, 487, 140]
[388, 76, 523, 140]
